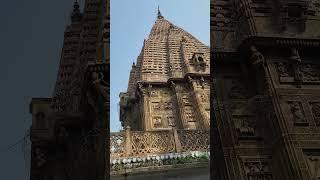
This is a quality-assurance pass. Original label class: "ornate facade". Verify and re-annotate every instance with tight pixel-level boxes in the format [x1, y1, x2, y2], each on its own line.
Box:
[29, 0, 109, 179]
[211, 0, 320, 179]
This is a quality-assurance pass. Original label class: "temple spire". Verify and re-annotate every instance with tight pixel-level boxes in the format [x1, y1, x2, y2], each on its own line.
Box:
[73, 0, 80, 11]
[71, 0, 82, 22]
[157, 6, 163, 19]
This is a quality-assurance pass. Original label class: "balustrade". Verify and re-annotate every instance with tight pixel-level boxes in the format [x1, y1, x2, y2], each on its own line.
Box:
[110, 127, 209, 159]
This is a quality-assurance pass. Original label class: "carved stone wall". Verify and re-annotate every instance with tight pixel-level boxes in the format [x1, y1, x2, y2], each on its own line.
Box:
[211, 0, 320, 179]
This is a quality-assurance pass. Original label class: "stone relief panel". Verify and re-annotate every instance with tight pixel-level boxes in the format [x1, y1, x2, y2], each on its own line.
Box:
[300, 64, 320, 82]
[149, 88, 176, 129]
[194, 78, 210, 90]
[189, 78, 210, 128]
[181, 94, 192, 106]
[151, 101, 161, 111]
[275, 62, 290, 77]
[274, 61, 320, 84]
[242, 158, 273, 180]
[152, 116, 162, 128]
[163, 101, 173, 110]
[233, 115, 256, 137]
[174, 83, 201, 129]
[184, 105, 196, 129]
[167, 115, 175, 127]
[303, 150, 320, 179]
[184, 106, 195, 122]
[288, 101, 307, 125]
[310, 102, 320, 125]
[274, 62, 293, 82]
[212, 5, 233, 29]
[230, 100, 258, 138]
[151, 100, 173, 111]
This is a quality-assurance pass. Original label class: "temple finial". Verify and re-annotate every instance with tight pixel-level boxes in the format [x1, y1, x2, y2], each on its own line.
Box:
[71, 0, 82, 22]
[157, 6, 163, 19]
[73, 0, 79, 8]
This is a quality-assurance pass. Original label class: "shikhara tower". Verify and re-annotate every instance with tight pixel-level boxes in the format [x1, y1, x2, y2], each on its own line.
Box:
[120, 9, 210, 131]
[29, 0, 109, 179]
[51, 0, 108, 113]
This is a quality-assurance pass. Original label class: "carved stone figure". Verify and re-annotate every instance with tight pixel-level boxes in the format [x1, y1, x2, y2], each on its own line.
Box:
[153, 116, 162, 128]
[290, 102, 305, 123]
[167, 116, 175, 126]
[246, 162, 261, 174]
[92, 72, 108, 102]
[234, 117, 255, 136]
[250, 46, 265, 66]
[276, 62, 289, 77]
[244, 161, 272, 180]
[290, 48, 303, 86]
[250, 46, 267, 94]
[185, 109, 195, 122]
[163, 101, 172, 110]
[300, 64, 319, 81]
[182, 95, 191, 105]
[152, 102, 161, 111]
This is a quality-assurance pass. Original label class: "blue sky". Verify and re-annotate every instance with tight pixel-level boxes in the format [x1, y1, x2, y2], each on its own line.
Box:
[110, 0, 210, 132]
